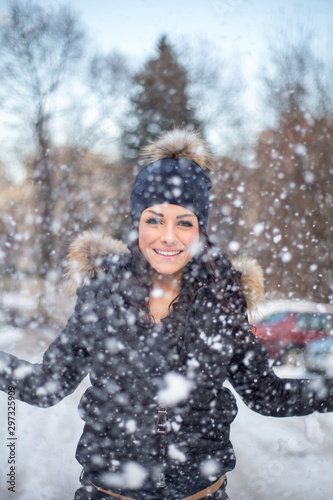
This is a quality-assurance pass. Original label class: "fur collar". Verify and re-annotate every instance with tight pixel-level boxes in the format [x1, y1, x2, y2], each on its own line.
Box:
[66, 231, 265, 319]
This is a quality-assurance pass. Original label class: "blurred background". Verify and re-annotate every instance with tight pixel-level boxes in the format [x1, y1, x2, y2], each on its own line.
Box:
[0, 0, 332, 325]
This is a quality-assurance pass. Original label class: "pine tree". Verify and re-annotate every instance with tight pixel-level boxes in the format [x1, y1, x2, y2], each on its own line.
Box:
[121, 35, 201, 160]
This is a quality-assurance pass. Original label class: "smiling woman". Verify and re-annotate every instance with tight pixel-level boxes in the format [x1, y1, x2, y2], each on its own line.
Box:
[139, 205, 200, 277]
[1, 128, 333, 500]
[138, 204, 200, 322]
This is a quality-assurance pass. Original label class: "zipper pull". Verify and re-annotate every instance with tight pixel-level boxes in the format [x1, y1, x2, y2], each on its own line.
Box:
[157, 472, 166, 488]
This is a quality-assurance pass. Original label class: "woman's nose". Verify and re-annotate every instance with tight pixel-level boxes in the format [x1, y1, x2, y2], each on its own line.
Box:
[161, 224, 178, 245]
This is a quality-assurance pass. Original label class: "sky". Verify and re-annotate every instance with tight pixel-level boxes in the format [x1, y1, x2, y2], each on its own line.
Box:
[53, 1, 332, 67]
[1, 0, 332, 70]
[52, 0, 332, 57]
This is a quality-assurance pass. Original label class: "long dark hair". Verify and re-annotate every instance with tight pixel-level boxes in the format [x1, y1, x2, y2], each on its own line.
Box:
[127, 226, 247, 325]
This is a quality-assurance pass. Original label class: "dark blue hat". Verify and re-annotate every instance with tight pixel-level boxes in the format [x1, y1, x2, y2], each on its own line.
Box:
[129, 157, 212, 230]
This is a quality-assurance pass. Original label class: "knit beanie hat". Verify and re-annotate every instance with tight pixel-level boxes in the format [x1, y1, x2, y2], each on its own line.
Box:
[129, 129, 213, 230]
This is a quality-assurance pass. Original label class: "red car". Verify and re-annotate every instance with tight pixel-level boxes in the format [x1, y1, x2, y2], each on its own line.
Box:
[253, 311, 333, 365]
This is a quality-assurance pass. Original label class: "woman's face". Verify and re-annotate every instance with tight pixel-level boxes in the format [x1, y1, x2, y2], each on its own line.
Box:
[138, 204, 200, 278]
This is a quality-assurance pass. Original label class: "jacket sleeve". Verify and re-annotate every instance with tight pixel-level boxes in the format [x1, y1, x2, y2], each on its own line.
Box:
[227, 322, 333, 417]
[0, 286, 93, 408]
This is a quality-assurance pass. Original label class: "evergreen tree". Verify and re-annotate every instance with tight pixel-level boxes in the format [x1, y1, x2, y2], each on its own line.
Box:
[121, 35, 201, 160]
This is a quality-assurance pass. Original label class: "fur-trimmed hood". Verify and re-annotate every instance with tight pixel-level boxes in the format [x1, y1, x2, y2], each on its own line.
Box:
[66, 231, 265, 319]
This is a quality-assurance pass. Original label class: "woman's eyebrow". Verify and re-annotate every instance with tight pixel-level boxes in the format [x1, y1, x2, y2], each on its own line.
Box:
[144, 210, 195, 219]
[146, 210, 163, 217]
[176, 214, 196, 219]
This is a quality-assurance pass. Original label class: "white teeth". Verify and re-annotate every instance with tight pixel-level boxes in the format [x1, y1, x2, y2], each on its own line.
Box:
[155, 250, 181, 256]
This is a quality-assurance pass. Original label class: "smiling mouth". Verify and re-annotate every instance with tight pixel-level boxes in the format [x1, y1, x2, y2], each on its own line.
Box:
[154, 249, 183, 256]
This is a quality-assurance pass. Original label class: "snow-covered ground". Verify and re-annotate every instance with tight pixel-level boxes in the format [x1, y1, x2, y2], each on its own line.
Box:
[0, 322, 333, 500]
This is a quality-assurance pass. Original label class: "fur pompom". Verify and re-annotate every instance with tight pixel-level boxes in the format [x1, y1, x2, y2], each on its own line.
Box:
[141, 128, 213, 171]
[231, 256, 266, 319]
[65, 231, 128, 294]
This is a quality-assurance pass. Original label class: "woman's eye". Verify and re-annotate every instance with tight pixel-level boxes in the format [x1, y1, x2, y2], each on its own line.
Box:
[145, 217, 161, 225]
[179, 220, 193, 227]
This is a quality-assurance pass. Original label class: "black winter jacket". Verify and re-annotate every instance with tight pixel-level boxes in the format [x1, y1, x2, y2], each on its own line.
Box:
[1, 246, 333, 499]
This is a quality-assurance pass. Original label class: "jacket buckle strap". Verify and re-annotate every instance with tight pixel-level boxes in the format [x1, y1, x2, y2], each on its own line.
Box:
[157, 401, 167, 434]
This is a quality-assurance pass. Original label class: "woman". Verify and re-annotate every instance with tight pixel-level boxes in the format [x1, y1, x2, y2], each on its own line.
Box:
[1, 128, 333, 500]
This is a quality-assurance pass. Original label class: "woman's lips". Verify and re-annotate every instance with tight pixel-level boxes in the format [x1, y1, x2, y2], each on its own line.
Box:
[153, 249, 183, 257]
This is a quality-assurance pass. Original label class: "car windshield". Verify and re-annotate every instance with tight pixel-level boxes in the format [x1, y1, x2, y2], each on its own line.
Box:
[261, 312, 289, 325]
[296, 313, 332, 331]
